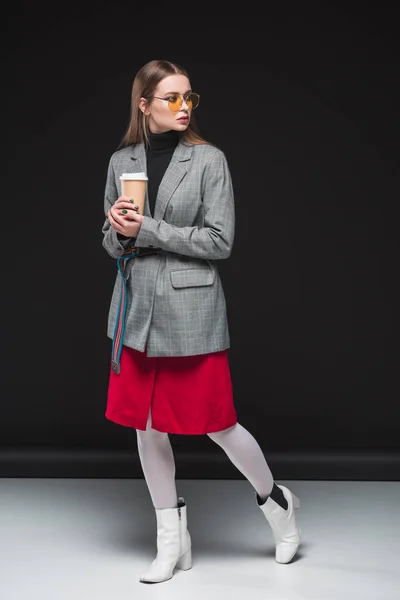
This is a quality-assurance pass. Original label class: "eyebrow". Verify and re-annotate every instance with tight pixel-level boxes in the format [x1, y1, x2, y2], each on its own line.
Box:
[161, 89, 192, 96]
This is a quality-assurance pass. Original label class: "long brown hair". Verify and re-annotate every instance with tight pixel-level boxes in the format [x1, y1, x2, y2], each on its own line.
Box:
[119, 59, 209, 149]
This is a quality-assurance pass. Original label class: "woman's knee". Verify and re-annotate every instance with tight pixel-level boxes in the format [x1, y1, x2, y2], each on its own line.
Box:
[136, 425, 168, 446]
[136, 408, 167, 444]
[207, 423, 238, 444]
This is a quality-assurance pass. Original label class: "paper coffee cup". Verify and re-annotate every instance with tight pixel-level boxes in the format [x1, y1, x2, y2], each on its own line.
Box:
[120, 172, 148, 215]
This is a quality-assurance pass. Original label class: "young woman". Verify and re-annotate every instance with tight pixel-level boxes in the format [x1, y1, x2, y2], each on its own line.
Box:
[102, 59, 301, 584]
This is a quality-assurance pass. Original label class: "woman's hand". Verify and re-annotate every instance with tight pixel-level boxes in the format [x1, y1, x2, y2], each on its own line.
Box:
[108, 196, 144, 238]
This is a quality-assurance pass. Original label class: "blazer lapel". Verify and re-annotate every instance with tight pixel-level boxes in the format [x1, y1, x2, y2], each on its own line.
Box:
[154, 141, 193, 221]
[129, 140, 193, 219]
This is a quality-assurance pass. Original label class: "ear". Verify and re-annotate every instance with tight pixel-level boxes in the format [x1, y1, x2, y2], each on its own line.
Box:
[139, 97, 150, 115]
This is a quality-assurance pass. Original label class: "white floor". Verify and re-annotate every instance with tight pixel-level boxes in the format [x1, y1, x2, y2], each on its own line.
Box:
[0, 478, 399, 600]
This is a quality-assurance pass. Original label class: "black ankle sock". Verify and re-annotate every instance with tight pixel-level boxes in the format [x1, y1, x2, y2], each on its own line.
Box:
[257, 482, 288, 510]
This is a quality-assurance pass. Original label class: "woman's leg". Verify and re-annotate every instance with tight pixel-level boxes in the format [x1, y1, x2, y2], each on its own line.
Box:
[136, 409, 178, 509]
[208, 422, 301, 565]
[137, 410, 192, 583]
[208, 423, 288, 508]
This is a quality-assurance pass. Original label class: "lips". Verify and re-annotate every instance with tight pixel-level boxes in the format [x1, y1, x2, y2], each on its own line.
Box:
[177, 116, 189, 122]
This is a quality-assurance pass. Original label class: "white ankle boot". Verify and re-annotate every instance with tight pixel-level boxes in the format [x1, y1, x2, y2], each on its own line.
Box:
[256, 484, 301, 564]
[140, 497, 192, 584]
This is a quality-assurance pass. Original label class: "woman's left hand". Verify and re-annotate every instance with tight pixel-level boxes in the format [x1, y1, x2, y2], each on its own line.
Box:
[108, 196, 144, 238]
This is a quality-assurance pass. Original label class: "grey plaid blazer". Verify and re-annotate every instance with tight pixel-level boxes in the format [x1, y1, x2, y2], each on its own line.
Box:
[101, 140, 235, 356]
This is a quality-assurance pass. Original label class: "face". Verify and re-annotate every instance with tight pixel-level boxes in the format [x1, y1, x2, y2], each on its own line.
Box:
[140, 74, 193, 134]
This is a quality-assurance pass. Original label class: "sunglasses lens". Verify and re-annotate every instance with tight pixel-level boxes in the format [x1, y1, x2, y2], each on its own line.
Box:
[166, 93, 200, 112]
[168, 96, 182, 112]
[187, 93, 199, 109]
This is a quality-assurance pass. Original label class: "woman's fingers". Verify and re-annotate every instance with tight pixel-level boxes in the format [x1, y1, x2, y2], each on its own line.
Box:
[115, 200, 140, 212]
[112, 204, 139, 220]
[108, 208, 123, 230]
[113, 206, 127, 225]
[114, 196, 131, 207]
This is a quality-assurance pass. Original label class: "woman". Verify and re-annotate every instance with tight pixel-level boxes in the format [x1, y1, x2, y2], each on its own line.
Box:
[102, 59, 301, 584]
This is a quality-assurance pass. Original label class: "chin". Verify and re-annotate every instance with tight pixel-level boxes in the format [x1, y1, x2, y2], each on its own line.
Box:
[174, 122, 189, 130]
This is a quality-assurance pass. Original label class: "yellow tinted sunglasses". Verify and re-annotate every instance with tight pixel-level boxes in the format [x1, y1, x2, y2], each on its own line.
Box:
[153, 92, 200, 112]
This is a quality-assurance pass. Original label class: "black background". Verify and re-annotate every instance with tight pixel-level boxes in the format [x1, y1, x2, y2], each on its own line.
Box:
[3, 1, 400, 476]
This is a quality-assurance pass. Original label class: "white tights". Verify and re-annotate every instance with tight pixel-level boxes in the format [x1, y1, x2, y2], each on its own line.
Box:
[136, 410, 274, 509]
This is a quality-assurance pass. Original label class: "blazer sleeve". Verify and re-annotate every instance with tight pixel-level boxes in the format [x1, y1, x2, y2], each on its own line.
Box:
[134, 149, 235, 260]
[101, 154, 134, 259]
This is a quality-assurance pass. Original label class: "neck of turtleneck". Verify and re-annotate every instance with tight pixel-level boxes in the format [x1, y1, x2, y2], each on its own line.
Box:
[147, 129, 180, 154]
[145, 129, 180, 218]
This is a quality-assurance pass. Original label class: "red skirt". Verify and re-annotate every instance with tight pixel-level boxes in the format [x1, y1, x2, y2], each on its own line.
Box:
[105, 345, 237, 435]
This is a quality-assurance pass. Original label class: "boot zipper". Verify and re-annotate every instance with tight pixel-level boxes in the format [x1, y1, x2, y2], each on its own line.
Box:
[178, 505, 182, 558]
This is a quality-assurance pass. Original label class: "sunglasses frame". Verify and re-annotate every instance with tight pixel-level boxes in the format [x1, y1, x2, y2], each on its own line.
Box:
[152, 92, 200, 112]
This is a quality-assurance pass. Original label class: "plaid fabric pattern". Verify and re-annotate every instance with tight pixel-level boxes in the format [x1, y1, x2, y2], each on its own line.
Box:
[102, 141, 235, 357]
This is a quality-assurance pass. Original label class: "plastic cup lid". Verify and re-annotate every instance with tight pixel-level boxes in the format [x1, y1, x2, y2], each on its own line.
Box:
[120, 172, 148, 180]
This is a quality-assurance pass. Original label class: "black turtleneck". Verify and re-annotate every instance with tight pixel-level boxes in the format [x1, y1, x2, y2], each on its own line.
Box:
[146, 129, 180, 217]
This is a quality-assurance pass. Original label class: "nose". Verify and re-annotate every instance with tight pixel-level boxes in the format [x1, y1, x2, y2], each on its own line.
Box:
[180, 97, 190, 110]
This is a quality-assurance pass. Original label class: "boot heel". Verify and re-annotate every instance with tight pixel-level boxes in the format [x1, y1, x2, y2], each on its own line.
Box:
[176, 547, 192, 571]
[292, 493, 300, 509]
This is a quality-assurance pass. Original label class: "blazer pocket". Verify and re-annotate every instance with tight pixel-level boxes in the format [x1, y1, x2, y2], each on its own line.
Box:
[170, 268, 216, 288]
